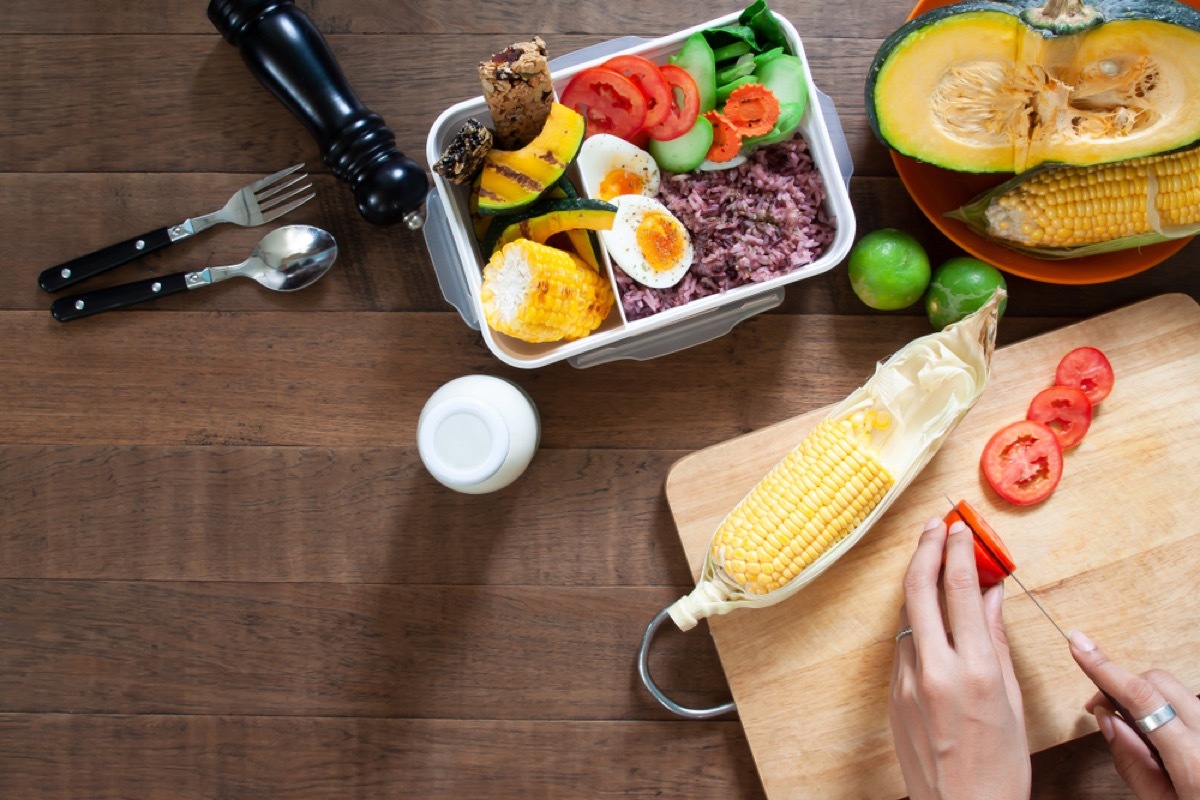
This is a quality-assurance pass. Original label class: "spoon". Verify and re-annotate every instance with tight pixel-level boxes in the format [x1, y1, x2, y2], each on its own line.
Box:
[50, 224, 338, 322]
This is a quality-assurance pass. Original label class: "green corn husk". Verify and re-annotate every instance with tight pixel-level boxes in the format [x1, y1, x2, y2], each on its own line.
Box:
[947, 150, 1200, 260]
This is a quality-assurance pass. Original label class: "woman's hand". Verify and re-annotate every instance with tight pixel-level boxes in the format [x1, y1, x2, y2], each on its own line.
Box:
[889, 517, 1031, 800]
[1069, 631, 1200, 799]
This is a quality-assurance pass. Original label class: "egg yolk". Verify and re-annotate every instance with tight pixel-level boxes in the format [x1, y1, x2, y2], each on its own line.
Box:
[636, 212, 686, 273]
[599, 168, 646, 201]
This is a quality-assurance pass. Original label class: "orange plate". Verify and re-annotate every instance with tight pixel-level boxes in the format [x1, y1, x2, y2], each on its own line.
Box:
[893, 0, 1200, 285]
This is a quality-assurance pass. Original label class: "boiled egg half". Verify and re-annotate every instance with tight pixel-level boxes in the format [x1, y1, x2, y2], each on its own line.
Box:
[577, 133, 660, 201]
[601, 194, 694, 289]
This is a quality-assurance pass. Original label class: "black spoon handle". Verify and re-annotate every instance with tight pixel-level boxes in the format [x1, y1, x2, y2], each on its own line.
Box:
[39, 226, 174, 293]
[51, 272, 190, 322]
[207, 0, 429, 226]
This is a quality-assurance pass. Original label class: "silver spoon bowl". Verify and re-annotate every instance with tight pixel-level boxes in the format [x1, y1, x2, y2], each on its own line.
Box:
[52, 224, 338, 322]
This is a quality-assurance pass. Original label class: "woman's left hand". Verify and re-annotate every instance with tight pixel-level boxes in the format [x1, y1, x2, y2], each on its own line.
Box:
[889, 516, 1031, 800]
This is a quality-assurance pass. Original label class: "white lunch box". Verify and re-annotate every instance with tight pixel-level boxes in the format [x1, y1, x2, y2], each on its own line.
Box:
[423, 10, 855, 369]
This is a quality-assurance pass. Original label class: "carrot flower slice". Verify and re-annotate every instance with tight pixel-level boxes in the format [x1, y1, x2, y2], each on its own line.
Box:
[704, 111, 743, 163]
[723, 84, 781, 137]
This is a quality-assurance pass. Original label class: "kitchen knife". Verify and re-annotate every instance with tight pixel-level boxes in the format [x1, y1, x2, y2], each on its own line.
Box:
[944, 497, 1168, 773]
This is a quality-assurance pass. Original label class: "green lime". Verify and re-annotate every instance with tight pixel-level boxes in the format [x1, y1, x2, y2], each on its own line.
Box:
[925, 257, 1008, 330]
[847, 229, 931, 311]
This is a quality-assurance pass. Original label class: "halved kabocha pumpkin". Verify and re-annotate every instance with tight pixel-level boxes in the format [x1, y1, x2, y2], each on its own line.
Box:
[867, 0, 1200, 173]
[476, 102, 587, 214]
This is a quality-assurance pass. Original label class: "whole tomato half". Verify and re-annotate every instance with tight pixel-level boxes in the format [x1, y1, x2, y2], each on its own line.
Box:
[981, 419, 1064, 505]
[560, 67, 649, 140]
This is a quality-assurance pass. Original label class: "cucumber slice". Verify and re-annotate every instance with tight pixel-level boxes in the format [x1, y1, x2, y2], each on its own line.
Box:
[648, 116, 715, 174]
[716, 75, 757, 104]
[669, 32, 717, 114]
[712, 41, 753, 62]
[716, 53, 757, 86]
[752, 53, 807, 112]
[741, 101, 804, 149]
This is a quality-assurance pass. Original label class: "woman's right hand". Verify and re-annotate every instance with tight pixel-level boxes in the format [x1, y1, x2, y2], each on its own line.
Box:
[1069, 630, 1200, 799]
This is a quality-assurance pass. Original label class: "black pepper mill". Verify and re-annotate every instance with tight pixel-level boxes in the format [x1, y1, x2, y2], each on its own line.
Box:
[208, 0, 429, 228]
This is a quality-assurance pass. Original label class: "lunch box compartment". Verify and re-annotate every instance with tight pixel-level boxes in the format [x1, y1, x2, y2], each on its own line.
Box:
[424, 14, 855, 369]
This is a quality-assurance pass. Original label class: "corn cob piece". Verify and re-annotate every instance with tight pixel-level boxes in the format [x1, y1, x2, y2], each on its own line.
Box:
[666, 290, 1004, 630]
[480, 238, 613, 343]
[949, 147, 1200, 259]
[711, 414, 894, 596]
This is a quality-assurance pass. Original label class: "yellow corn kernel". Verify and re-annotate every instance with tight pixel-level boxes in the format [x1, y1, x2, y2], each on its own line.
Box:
[985, 148, 1200, 248]
[708, 416, 894, 596]
[480, 239, 614, 343]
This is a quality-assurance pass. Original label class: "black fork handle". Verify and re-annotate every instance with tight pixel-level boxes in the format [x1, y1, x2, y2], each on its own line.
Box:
[39, 226, 173, 293]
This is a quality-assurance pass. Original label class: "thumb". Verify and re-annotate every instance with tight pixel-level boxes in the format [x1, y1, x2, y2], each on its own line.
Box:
[1095, 706, 1177, 800]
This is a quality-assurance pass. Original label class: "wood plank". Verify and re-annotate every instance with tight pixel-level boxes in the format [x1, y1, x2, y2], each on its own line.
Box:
[0, 446, 698, 585]
[0, 582, 730, 719]
[0, 714, 765, 800]
[7, 172, 1198, 316]
[0, 711, 1134, 800]
[0, 310, 1071, 450]
[0, 35, 894, 175]
[0, 0, 914, 42]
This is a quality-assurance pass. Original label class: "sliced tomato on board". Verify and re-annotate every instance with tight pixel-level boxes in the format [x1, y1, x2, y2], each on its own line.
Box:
[560, 67, 648, 140]
[1054, 346, 1114, 405]
[981, 419, 1064, 506]
[646, 64, 701, 142]
[600, 54, 672, 130]
[943, 500, 1016, 589]
[1027, 385, 1093, 449]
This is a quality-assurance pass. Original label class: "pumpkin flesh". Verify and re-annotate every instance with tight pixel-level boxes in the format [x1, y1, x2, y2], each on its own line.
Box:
[873, 12, 1200, 172]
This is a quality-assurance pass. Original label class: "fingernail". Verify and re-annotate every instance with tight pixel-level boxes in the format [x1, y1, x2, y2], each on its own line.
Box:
[948, 521, 968, 535]
[923, 517, 941, 532]
[1095, 706, 1116, 742]
[1068, 629, 1096, 653]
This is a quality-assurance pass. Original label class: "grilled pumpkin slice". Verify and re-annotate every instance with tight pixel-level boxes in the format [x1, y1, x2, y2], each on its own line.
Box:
[476, 103, 587, 215]
[867, 0, 1200, 173]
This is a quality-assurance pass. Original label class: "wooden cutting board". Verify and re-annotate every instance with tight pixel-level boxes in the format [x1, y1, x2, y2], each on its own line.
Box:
[666, 293, 1200, 800]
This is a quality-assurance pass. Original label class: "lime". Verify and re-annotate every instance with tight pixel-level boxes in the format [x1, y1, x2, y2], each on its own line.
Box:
[925, 257, 1008, 330]
[847, 229, 931, 311]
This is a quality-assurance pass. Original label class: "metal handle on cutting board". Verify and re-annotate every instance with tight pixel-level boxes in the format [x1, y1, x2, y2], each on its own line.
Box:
[637, 605, 737, 719]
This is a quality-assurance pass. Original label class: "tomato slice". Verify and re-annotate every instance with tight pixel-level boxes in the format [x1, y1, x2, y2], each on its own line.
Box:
[981, 420, 1064, 506]
[1027, 386, 1092, 449]
[560, 67, 648, 140]
[1055, 346, 1114, 405]
[646, 64, 701, 142]
[600, 54, 672, 130]
[943, 500, 1016, 589]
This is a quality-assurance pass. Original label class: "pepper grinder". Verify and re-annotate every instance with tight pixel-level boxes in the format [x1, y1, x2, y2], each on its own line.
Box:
[208, 0, 429, 228]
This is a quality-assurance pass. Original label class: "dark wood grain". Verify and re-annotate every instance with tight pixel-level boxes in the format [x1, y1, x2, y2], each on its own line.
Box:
[0, 0, 1186, 796]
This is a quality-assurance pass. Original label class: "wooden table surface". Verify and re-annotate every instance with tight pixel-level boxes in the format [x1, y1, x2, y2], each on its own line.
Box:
[3, 1, 1198, 797]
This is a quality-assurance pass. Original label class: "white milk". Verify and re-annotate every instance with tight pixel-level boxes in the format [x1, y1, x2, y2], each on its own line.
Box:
[417, 375, 540, 494]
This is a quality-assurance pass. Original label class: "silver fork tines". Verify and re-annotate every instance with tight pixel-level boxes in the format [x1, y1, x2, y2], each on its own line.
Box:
[182, 164, 315, 239]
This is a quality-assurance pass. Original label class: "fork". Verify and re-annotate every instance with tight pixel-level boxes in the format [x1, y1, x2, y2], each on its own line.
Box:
[38, 164, 315, 293]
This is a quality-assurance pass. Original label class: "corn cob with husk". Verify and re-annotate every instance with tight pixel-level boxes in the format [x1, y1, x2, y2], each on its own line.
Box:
[667, 290, 1002, 630]
[948, 146, 1200, 259]
[480, 238, 613, 343]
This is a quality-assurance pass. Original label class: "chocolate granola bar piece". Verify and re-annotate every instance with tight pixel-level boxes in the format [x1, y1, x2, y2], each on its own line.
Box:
[478, 37, 554, 150]
[432, 118, 493, 185]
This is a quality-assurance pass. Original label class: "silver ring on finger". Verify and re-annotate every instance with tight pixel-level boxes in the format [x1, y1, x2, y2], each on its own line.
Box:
[895, 626, 913, 643]
[1136, 702, 1178, 734]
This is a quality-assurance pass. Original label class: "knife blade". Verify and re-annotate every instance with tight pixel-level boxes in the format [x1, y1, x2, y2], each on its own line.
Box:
[943, 496, 1167, 772]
